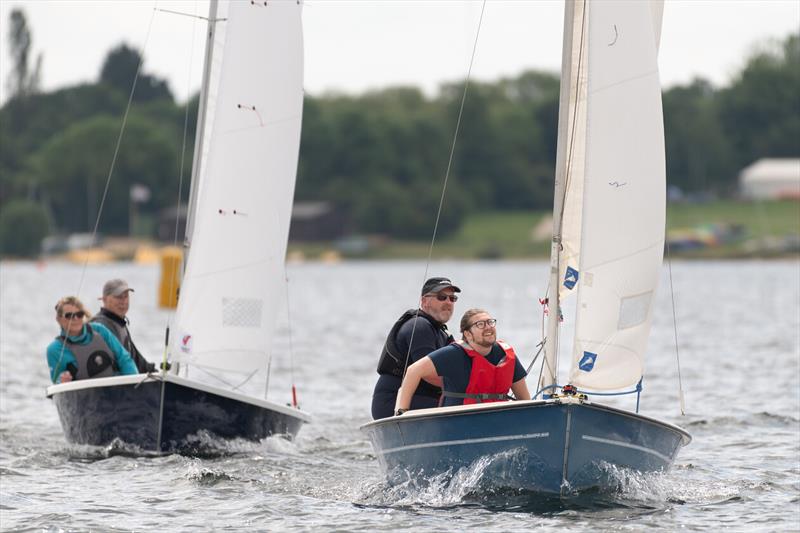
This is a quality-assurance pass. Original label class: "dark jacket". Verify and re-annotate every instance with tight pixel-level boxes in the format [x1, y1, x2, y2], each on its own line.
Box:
[90, 308, 152, 373]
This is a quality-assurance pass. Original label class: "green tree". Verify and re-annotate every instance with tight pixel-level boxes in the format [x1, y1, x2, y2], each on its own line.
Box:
[719, 33, 800, 169]
[5, 8, 42, 99]
[663, 79, 735, 194]
[0, 84, 127, 205]
[99, 44, 174, 103]
[0, 199, 49, 257]
[28, 114, 182, 235]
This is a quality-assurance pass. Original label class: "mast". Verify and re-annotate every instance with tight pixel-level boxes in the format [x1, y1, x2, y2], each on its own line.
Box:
[540, 0, 582, 397]
[183, 0, 219, 266]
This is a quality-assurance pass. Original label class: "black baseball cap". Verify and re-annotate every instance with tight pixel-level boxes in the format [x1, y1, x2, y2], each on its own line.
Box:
[421, 277, 461, 296]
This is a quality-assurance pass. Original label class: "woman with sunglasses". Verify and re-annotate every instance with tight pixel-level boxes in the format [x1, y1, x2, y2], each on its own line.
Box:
[394, 308, 530, 415]
[46, 296, 138, 384]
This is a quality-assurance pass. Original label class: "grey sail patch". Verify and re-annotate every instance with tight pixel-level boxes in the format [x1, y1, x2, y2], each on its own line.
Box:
[617, 291, 652, 330]
[222, 298, 263, 328]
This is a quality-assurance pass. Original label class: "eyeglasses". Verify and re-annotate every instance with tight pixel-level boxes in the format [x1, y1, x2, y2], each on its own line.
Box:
[61, 311, 85, 319]
[426, 293, 458, 303]
[468, 318, 497, 330]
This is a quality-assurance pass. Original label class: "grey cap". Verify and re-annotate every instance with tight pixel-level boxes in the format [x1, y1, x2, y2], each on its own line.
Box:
[421, 277, 461, 296]
[102, 279, 134, 297]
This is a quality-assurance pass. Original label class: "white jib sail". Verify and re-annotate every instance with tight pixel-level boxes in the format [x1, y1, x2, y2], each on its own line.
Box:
[565, 0, 666, 391]
[557, 0, 588, 306]
[170, 0, 304, 377]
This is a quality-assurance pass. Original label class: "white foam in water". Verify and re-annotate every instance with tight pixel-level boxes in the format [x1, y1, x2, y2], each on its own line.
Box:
[175, 431, 299, 457]
[599, 461, 743, 506]
[357, 449, 534, 508]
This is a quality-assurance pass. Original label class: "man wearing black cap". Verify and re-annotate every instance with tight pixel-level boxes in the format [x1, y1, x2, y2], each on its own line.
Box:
[371, 277, 461, 419]
[90, 278, 154, 373]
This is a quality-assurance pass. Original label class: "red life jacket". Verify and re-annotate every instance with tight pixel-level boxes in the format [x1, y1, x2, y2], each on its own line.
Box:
[450, 340, 517, 405]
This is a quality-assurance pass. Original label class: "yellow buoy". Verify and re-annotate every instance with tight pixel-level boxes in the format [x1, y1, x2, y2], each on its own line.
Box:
[159, 246, 183, 309]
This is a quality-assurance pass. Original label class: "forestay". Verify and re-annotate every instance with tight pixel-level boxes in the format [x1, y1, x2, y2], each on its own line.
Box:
[170, 0, 304, 377]
[558, 0, 666, 391]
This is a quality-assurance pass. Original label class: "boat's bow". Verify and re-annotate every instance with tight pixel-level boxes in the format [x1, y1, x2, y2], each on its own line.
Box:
[361, 398, 689, 495]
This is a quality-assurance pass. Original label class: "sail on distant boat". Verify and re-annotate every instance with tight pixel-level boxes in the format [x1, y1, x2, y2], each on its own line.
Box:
[47, 0, 310, 452]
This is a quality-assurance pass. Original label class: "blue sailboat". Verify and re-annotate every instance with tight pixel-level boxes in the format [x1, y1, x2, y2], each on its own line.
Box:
[361, 0, 690, 496]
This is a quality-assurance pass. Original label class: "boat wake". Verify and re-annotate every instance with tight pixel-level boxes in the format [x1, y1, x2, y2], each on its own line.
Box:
[355, 451, 724, 513]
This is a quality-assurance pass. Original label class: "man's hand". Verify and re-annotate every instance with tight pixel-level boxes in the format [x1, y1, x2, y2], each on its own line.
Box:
[59, 371, 73, 383]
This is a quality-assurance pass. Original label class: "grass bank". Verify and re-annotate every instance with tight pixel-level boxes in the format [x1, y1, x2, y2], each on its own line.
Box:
[288, 200, 800, 260]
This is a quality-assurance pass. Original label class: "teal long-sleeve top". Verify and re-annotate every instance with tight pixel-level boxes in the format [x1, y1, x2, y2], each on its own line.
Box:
[46, 322, 139, 383]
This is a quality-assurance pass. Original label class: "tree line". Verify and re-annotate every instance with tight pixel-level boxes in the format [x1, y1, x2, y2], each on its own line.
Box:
[0, 8, 797, 256]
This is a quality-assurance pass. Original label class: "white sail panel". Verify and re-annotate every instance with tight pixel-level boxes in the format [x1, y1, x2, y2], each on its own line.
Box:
[568, 0, 665, 390]
[170, 0, 304, 375]
[558, 0, 588, 304]
[649, 0, 665, 53]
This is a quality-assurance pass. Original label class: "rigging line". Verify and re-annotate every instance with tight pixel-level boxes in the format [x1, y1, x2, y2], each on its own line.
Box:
[402, 0, 488, 379]
[189, 363, 239, 389]
[525, 340, 546, 375]
[53, 6, 159, 379]
[665, 238, 686, 416]
[156, 8, 225, 21]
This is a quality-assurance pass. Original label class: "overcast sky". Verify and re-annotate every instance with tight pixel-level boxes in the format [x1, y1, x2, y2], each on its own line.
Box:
[0, 0, 798, 105]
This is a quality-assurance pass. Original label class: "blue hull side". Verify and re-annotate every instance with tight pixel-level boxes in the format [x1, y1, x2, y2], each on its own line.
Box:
[563, 403, 686, 492]
[50, 377, 308, 453]
[361, 400, 689, 496]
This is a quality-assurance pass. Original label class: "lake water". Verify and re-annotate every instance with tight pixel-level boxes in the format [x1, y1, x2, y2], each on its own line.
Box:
[1, 259, 798, 531]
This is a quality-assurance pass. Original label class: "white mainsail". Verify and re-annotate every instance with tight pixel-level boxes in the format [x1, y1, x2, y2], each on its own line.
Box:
[548, 0, 666, 392]
[170, 0, 304, 378]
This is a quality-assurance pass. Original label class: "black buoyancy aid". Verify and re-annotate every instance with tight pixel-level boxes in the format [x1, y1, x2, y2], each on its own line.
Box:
[91, 312, 130, 346]
[91, 310, 150, 373]
[376, 309, 451, 378]
[442, 340, 516, 405]
[57, 324, 118, 380]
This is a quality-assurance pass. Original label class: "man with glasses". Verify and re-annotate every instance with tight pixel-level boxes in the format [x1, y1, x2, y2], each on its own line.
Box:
[371, 277, 461, 419]
[394, 308, 530, 415]
[91, 279, 155, 373]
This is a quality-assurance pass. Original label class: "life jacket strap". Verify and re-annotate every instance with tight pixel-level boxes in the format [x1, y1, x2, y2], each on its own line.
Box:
[441, 391, 509, 402]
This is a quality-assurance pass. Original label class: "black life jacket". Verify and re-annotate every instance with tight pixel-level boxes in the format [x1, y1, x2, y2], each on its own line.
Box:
[57, 324, 118, 380]
[91, 311, 130, 346]
[376, 309, 452, 379]
[91, 309, 149, 373]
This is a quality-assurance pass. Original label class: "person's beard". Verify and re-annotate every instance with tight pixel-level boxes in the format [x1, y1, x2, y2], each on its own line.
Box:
[470, 333, 495, 349]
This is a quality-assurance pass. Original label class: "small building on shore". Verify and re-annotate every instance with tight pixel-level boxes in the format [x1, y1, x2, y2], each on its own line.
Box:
[739, 158, 800, 200]
[289, 201, 347, 241]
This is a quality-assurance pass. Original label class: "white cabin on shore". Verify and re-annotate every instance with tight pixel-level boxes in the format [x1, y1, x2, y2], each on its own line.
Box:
[739, 158, 800, 200]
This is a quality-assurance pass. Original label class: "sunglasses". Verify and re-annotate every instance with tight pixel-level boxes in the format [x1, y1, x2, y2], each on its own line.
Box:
[61, 311, 85, 320]
[427, 293, 458, 303]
